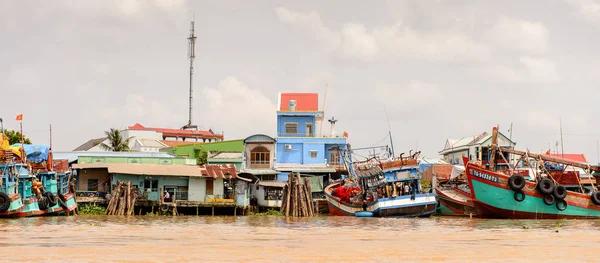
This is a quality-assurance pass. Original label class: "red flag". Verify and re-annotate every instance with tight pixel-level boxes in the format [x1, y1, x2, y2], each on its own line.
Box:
[545, 149, 550, 155]
[15, 114, 23, 121]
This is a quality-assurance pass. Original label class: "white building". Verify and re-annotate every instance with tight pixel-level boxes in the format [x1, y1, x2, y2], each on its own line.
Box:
[439, 131, 516, 167]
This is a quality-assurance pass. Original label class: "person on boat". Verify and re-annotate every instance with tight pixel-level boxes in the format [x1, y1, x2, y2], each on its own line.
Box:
[409, 182, 416, 201]
[404, 183, 410, 196]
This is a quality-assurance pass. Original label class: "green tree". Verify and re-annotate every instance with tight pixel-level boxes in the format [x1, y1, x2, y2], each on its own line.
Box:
[99, 128, 131, 152]
[198, 151, 208, 165]
[4, 130, 32, 145]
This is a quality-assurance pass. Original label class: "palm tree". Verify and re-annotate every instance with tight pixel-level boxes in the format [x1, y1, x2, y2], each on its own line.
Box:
[99, 128, 131, 152]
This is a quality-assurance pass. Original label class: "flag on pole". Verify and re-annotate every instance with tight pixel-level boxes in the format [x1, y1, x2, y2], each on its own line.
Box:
[545, 149, 551, 155]
[15, 114, 23, 121]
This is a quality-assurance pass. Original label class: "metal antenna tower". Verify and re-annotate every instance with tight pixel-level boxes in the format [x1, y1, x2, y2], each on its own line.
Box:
[182, 21, 198, 130]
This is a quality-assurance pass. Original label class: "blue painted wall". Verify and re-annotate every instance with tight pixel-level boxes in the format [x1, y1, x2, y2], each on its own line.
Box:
[277, 115, 316, 136]
[276, 137, 347, 165]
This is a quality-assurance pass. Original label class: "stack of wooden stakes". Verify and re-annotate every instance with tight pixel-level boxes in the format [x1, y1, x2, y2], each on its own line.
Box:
[106, 181, 137, 216]
[280, 173, 316, 217]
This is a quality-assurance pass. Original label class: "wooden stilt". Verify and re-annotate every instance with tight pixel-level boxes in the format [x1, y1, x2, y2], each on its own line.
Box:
[212, 206, 215, 216]
[196, 206, 199, 216]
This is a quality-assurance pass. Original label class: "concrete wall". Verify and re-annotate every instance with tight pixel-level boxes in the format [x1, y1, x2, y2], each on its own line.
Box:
[244, 142, 275, 169]
[77, 169, 109, 192]
[188, 177, 206, 201]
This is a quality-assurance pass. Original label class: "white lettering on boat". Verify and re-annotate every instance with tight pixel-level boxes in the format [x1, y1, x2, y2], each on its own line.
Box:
[470, 170, 500, 183]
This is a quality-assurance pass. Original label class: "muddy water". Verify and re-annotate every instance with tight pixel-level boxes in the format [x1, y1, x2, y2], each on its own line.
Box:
[0, 216, 599, 263]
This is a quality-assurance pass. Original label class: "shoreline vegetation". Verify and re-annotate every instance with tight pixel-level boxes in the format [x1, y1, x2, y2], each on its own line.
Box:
[77, 205, 285, 217]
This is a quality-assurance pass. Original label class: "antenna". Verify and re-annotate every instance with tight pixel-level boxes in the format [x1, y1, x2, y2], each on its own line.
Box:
[182, 21, 198, 130]
[319, 84, 328, 137]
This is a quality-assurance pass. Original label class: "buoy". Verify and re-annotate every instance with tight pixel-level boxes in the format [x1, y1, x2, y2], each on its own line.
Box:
[355, 211, 374, 217]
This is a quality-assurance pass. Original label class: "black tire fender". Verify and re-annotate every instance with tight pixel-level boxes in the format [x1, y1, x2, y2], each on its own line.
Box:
[591, 191, 600, 205]
[0, 192, 10, 213]
[543, 194, 555, 206]
[514, 191, 525, 202]
[556, 199, 567, 211]
[537, 178, 555, 195]
[44, 192, 57, 207]
[553, 185, 567, 200]
[508, 175, 526, 191]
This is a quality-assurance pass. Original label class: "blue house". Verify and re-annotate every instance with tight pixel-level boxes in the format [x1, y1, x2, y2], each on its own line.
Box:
[274, 93, 348, 186]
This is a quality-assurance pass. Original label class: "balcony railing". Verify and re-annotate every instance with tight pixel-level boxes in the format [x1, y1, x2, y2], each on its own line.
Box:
[278, 133, 347, 138]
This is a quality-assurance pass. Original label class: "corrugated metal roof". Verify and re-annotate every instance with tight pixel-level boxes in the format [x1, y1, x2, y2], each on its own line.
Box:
[137, 139, 168, 148]
[72, 162, 202, 177]
[243, 134, 276, 144]
[128, 123, 223, 139]
[72, 137, 106, 151]
[198, 164, 238, 179]
[239, 169, 278, 175]
[257, 181, 286, 188]
[208, 151, 243, 159]
[276, 163, 337, 173]
[53, 151, 176, 163]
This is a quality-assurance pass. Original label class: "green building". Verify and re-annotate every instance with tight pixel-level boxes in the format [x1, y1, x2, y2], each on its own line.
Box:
[160, 139, 244, 169]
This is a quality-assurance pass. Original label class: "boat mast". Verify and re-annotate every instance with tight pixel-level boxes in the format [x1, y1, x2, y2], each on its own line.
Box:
[384, 105, 395, 158]
[559, 117, 564, 158]
[489, 126, 499, 171]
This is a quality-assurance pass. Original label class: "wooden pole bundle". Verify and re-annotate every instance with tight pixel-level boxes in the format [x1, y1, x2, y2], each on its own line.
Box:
[280, 173, 315, 217]
[106, 181, 138, 216]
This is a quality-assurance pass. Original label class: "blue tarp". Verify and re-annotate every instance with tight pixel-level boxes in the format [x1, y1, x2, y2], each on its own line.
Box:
[11, 144, 50, 163]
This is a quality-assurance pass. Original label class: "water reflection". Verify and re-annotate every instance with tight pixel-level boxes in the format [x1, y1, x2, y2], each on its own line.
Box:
[1, 216, 599, 262]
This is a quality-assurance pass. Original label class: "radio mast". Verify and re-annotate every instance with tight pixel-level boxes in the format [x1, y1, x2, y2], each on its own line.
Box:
[182, 21, 198, 130]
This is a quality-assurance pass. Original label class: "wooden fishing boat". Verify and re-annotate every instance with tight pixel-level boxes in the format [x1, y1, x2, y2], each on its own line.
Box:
[325, 153, 437, 218]
[464, 126, 600, 219]
[0, 121, 77, 217]
[433, 165, 477, 216]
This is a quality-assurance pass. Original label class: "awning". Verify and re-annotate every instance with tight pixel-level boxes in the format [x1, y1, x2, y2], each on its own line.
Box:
[239, 169, 279, 175]
[72, 162, 203, 177]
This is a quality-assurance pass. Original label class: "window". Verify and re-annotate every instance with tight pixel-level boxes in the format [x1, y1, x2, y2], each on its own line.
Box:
[206, 179, 214, 195]
[310, 150, 318, 158]
[250, 146, 270, 167]
[88, 179, 98, 191]
[306, 123, 313, 136]
[285, 123, 298, 134]
[329, 150, 340, 165]
[144, 179, 159, 192]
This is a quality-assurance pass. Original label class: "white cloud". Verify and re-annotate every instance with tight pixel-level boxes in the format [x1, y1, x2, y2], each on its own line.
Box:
[274, 7, 490, 63]
[198, 76, 277, 138]
[487, 16, 549, 54]
[565, 0, 600, 23]
[484, 56, 560, 83]
[375, 80, 442, 110]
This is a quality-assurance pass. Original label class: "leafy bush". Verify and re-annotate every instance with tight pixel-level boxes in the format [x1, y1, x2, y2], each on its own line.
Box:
[78, 205, 106, 215]
[250, 209, 283, 216]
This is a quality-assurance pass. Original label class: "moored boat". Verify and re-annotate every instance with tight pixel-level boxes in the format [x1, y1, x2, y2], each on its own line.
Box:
[464, 126, 600, 219]
[434, 165, 477, 216]
[325, 151, 437, 218]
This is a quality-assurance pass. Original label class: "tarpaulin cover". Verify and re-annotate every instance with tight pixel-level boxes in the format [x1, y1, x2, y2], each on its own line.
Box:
[11, 144, 49, 163]
[450, 165, 466, 180]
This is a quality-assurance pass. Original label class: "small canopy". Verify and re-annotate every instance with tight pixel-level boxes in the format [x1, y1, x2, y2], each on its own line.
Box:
[450, 165, 466, 180]
[12, 144, 49, 163]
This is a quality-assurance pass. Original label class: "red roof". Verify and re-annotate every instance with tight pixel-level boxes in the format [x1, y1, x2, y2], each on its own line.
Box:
[279, 93, 319, 111]
[547, 153, 588, 163]
[199, 164, 238, 179]
[128, 123, 223, 139]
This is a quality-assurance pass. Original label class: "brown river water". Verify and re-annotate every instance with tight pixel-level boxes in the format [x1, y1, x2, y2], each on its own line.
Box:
[0, 216, 599, 263]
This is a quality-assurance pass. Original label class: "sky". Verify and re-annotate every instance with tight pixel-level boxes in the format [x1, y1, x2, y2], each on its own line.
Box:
[1, 0, 600, 163]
